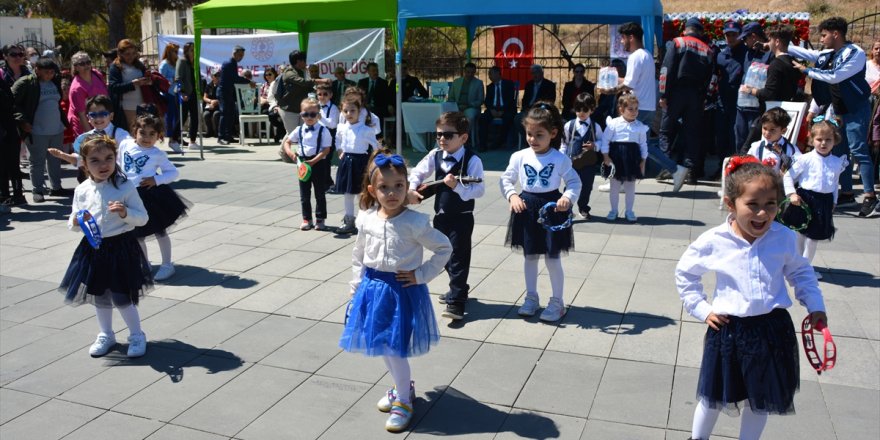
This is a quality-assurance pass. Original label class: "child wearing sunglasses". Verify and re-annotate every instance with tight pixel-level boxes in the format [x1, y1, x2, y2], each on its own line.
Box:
[407, 111, 485, 321]
[50, 95, 131, 177]
[282, 97, 332, 230]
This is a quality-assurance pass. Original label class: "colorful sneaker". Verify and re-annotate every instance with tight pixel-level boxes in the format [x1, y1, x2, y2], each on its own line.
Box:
[606, 210, 618, 221]
[385, 401, 414, 432]
[89, 333, 116, 357]
[127, 332, 147, 358]
[539, 297, 565, 322]
[377, 381, 415, 412]
[518, 292, 540, 317]
[300, 219, 314, 231]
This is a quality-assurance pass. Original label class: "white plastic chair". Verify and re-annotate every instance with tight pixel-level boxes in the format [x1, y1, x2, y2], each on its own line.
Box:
[234, 84, 270, 145]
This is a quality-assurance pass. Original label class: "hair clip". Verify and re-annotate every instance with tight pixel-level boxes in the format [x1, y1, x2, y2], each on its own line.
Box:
[373, 154, 405, 168]
[812, 115, 839, 127]
[535, 102, 552, 111]
[724, 155, 761, 176]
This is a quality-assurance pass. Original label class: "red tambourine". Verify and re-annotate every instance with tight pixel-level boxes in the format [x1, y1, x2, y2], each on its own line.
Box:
[801, 315, 836, 374]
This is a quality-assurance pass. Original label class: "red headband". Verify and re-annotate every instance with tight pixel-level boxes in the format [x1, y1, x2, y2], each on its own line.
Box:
[724, 155, 761, 176]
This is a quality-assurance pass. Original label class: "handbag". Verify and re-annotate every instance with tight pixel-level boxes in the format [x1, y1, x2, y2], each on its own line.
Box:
[569, 120, 599, 170]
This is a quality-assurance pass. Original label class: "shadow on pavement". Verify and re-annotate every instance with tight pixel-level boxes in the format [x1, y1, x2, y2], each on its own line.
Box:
[823, 269, 880, 289]
[157, 264, 259, 289]
[103, 339, 244, 383]
[0, 201, 71, 227]
[172, 179, 226, 190]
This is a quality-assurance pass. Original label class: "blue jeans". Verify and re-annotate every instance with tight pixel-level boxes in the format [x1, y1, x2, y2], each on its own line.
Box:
[840, 104, 875, 193]
[735, 107, 761, 153]
[638, 110, 678, 173]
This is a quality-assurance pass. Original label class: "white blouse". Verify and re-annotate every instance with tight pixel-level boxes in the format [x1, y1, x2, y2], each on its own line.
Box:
[600, 116, 648, 159]
[68, 178, 148, 238]
[336, 121, 378, 155]
[560, 117, 603, 157]
[350, 208, 452, 293]
[500, 148, 581, 202]
[784, 151, 848, 203]
[676, 216, 825, 323]
[318, 102, 339, 130]
[746, 137, 802, 172]
[117, 139, 180, 187]
[289, 123, 332, 157]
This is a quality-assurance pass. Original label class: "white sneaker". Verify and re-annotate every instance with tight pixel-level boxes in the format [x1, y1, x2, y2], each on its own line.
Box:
[518, 292, 540, 317]
[154, 264, 175, 281]
[187, 142, 202, 151]
[127, 332, 147, 357]
[598, 182, 611, 192]
[89, 333, 116, 357]
[168, 141, 183, 154]
[672, 165, 689, 192]
[539, 297, 565, 322]
[377, 381, 415, 412]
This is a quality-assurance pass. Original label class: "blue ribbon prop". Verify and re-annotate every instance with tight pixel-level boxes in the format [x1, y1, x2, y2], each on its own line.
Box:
[76, 210, 102, 249]
[538, 202, 573, 232]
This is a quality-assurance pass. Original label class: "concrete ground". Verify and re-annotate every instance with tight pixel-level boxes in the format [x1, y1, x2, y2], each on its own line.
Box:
[1, 139, 877, 440]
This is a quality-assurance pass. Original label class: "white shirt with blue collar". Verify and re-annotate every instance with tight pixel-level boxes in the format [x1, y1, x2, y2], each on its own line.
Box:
[408, 147, 486, 203]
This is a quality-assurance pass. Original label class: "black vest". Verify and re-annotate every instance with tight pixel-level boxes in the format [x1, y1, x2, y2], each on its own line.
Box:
[433, 148, 476, 214]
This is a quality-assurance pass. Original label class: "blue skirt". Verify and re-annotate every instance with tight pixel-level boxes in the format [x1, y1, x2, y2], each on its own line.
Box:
[134, 184, 191, 237]
[608, 141, 643, 182]
[58, 231, 153, 308]
[797, 188, 835, 241]
[335, 152, 369, 195]
[339, 268, 440, 358]
[505, 190, 574, 257]
[697, 308, 799, 415]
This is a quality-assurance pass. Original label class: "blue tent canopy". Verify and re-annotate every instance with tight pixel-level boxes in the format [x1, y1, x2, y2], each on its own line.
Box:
[396, 0, 664, 55]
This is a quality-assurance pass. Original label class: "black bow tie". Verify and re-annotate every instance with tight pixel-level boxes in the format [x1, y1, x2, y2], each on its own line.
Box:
[442, 155, 457, 163]
[95, 129, 106, 135]
[578, 120, 588, 126]
[304, 126, 315, 132]
[322, 105, 329, 108]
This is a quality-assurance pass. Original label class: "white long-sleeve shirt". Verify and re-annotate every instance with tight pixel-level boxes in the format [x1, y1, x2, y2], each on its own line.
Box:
[318, 101, 339, 130]
[289, 123, 332, 157]
[336, 120, 378, 154]
[350, 208, 452, 293]
[500, 148, 581, 202]
[117, 139, 180, 187]
[560, 117, 603, 158]
[408, 147, 485, 204]
[600, 116, 648, 159]
[746, 137, 802, 173]
[783, 151, 848, 203]
[68, 178, 148, 238]
[788, 44, 866, 85]
[676, 216, 825, 323]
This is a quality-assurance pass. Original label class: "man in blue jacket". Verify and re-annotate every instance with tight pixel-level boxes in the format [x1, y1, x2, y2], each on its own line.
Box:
[217, 45, 253, 145]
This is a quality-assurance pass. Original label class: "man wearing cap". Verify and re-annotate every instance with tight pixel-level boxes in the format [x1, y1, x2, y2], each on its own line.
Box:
[217, 45, 253, 145]
[331, 66, 355, 106]
[733, 22, 773, 151]
[658, 17, 714, 178]
[715, 20, 747, 158]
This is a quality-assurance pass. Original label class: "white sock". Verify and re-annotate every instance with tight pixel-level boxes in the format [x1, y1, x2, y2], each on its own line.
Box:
[739, 405, 768, 440]
[117, 305, 143, 336]
[624, 181, 636, 212]
[156, 232, 172, 266]
[691, 398, 721, 440]
[524, 255, 540, 296]
[609, 179, 622, 211]
[545, 256, 564, 301]
[383, 355, 412, 405]
[138, 238, 149, 262]
[96, 306, 113, 336]
[344, 193, 356, 217]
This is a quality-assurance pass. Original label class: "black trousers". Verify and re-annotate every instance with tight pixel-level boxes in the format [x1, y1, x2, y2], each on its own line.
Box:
[180, 94, 199, 143]
[479, 109, 514, 150]
[434, 212, 474, 304]
[574, 164, 598, 213]
[218, 93, 238, 140]
[1, 131, 23, 199]
[299, 156, 329, 220]
[659, 87, 705, 168]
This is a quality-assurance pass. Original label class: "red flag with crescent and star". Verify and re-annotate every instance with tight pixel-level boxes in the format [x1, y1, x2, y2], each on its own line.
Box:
[493, 25, 533, 91]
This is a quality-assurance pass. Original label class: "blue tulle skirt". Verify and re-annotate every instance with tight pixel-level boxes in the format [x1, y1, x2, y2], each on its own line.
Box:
[505, 190, 573, 257]
[697, 308, 799, 415]
[339, 268, 440, 358]
[335, 152, 369, 195]
[58, 231, 153, 308]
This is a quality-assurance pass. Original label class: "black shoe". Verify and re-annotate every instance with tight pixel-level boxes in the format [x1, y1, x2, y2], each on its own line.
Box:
[437, 293, 448, 303]
[32, 193, 45, 203]
[49, 188, 73, 197]
[858, 196, 879, 217]
[326, 187, 339, 195]
[442, 303, 465, 320]
[686, 174, 699, 185]
[3, 195, 27, 206]
[837, 193, 857, 208]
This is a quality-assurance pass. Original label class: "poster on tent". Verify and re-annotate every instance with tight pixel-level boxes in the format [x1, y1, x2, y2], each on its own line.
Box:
[609, 25, 631, 60]
[157, 28, 385, 81]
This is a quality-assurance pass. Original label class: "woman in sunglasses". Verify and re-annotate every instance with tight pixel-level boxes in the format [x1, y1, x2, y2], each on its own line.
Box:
[68, 51, 109, 137]
[2, 44, 31, 86]
[258, 67, 284, 142]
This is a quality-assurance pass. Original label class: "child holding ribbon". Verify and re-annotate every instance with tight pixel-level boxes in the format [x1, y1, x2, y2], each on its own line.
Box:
[59, 136, 152, 358]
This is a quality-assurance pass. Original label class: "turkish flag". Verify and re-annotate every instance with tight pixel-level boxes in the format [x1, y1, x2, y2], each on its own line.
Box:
[494, 25, 533, 91]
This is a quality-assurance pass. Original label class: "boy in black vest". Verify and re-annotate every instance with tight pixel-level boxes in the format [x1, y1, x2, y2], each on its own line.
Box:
[407, 112, 485, 320]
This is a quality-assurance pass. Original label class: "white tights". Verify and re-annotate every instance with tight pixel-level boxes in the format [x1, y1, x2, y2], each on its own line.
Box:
[796, 234, 818, 265]
[95, 304, 142, 336]
[344, 193, 357, 218]
[524, 255, 564, 301]
[383, 354, 412, 405]
[691, 398, 768, 440]
[138, 232, 172, 266]
[609, 179, 636, 213]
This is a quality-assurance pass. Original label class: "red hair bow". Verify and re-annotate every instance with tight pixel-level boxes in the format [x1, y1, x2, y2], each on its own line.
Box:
[762, 158, 777, 168]
[724, 155, 760, 176]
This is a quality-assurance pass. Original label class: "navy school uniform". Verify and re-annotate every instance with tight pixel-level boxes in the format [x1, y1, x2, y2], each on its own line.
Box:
[291, 123, 332, 221]
[335, 120, 379, 194]
[561, 118, 602, 214]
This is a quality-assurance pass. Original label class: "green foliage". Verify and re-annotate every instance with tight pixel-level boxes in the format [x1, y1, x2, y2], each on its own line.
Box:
[805, 0, 834, 17]
[403, 27, 468, 81]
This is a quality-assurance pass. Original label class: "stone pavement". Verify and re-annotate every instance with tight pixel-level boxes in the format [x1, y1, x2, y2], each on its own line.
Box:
[1, 141, 878, 440]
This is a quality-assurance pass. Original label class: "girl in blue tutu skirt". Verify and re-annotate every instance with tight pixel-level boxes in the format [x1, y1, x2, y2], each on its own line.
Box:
[676, 156, 828, 440]
[59, 136, 152, 358]
[339, 149, 452, 432]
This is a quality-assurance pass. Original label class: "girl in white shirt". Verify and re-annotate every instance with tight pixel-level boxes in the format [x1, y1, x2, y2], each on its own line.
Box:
[783, 120, 848, 279]
[601, 93, 648, 222]
[335, 93, 379, 234]
[120, 115, 189, 281]
[500, 102, 581, 322]
[676, 156, 827, 440]
[60, 137, 151, 358]
[339, 149, 451, 433]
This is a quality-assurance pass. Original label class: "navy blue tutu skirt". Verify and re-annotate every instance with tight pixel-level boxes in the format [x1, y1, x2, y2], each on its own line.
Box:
[134, 184, 191, 237]
[505, 190, 574, 258]
[58, 231, 153, 308]
[339, 268, 440, 358]
[797, 188, 835, 241]
[335, 152, 369, 195]
[608, 141, 644, 182]
[698, 308, 799, 415]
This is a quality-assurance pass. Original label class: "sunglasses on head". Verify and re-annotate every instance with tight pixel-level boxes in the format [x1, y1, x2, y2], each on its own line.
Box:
[300, 112, 319, 118]
[436, 131, 460, 140]
[75, 61, 91, 67]
[88, 111, 111, 119]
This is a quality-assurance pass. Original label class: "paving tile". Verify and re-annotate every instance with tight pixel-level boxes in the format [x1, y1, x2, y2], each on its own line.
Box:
[590, 359, 673, 428]
[816, 336, 879, 390]
[570, 277, 633, 313]
[667, 366, 740, 437]
[139, 301, 222, 341]
[172, 364, 309, 436]
[145, 424, 229, 440]
[211, 247, 289, 273]
[5, 347, 122, 397]
[0, 329, 89, 385]
[230, 277, 320, 313]
[546, 309, 621, 357]
[761, 380, 835, 439]
[172, 308, 266, 349]
[408, 387, 510, 439]
[822, 383, 880, 440]
[260, 321, 343, 373]
[0, 388, 49, 424]
[0, 322, 59, 355]
[187, 274, 279, 308]
[275, 280, 349, 320]
[0, 279, 58, 308]
[468, 269, 524, 303]
[215, 315, 314, 363]
[317, 383, 415, 440]
[63, 411, 164, 440]
[432, 298, 507, 342]
[408, 337, 481, 386]
[0, 291, 65, 323]
[0, 398, 103, 440]
[580, 419, 665, 439]
[514, 350, 605, 417]
[451, 343, 542, 406]
[496, 409, 587, 440]
[485, 304, 560, 349]
[609, 316, 680, 365]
